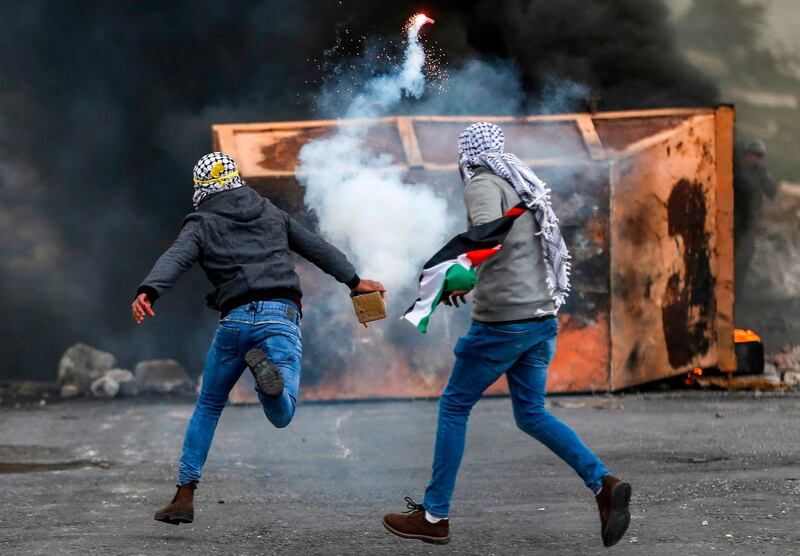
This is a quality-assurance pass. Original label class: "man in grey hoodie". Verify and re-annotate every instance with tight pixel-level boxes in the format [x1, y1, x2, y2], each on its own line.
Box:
[132, 152, 384, 525]
[383, 123, 630, 547]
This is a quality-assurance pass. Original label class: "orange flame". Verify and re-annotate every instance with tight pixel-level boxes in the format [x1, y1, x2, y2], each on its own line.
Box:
[685, 367, 704, 386]
[734, 328, 761, 343]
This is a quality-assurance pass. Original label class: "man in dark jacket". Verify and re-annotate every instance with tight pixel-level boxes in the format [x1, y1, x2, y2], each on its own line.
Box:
[132, 152, 384, 525]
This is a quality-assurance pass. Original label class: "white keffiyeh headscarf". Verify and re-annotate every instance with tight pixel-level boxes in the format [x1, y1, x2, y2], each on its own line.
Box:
[192, 152, 245, 209]
[458, 122, 571, 309]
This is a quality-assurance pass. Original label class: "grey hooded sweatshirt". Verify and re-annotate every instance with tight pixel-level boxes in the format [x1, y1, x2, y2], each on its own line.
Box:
[465, 167, 556, 322]
[137, 186, 359, 316]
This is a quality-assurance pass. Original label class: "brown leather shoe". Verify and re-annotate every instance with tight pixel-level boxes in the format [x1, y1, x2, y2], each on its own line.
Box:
[596, 475, 631, 547]
[382, 497, 450, 544]
[154, 482, 196, 525]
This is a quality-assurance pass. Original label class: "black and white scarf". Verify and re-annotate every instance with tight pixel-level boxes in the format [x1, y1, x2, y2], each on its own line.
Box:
[192, 152, 245, 209]
[458, 122, 571, 309]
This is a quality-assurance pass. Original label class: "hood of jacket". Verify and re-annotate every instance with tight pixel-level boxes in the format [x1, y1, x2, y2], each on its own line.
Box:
[195, 185, 265, 223]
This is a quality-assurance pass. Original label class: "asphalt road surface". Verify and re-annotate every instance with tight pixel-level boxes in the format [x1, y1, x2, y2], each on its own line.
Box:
[1, 391, 800, 555]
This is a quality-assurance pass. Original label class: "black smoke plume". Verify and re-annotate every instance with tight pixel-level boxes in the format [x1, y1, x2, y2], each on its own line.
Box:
[0, 1, 717, 380]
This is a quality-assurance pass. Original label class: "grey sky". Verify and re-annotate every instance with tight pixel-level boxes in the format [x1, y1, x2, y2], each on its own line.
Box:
[667, 0, 800, 53]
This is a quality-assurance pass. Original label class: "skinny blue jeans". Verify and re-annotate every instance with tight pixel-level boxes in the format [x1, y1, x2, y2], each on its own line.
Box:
[178, 300, 302, 485]
[423, 318, 609, 517]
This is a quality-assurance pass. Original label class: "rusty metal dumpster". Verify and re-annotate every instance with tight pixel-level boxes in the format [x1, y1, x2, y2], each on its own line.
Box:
[212, 106, 735, 399]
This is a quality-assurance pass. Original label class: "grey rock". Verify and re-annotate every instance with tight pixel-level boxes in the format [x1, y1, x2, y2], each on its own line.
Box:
[58, 344, 117, 394]
[134, 359, 192, 394]
[783, 370, 800, 389]
[60, 384, 81, 398]
[90, 375, 119, 398]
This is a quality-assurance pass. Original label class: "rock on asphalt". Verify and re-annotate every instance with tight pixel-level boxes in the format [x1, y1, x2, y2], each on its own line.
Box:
[1, 392, 800, 555]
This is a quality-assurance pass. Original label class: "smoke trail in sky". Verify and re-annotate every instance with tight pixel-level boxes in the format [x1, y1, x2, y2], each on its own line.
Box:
[298, 14, 451, 292]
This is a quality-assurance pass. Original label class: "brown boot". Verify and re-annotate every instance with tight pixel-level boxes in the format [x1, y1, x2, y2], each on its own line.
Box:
[245, 348, 284, 399]
[596, 475, 631, 547]
[154, 482, 196, 525]
[382, 497, 450, 544]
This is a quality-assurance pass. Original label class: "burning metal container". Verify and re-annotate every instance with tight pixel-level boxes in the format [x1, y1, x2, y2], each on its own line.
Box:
[212, 106, 735, 397]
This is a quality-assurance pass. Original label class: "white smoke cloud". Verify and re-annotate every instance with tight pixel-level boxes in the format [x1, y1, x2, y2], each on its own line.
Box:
[298, 16, 452, 291]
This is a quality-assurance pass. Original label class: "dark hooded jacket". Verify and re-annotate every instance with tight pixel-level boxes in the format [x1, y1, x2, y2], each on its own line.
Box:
[137, 186, 359, 316]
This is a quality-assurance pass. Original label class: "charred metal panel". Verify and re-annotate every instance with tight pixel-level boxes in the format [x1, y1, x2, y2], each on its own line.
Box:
[713, 106, 736, 372]
[594, 116, 686, 152]
[609, 114, 722, 389]
[216, 120, 407, 177]
[663, 178, 715, 367]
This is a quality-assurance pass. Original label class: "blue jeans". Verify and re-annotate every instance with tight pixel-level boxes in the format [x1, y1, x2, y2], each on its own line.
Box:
[423, 318, 609, 517]
[178, 300, 303, 485]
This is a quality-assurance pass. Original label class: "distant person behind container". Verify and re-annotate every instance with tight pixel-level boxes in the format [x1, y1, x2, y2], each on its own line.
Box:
[734, 137, 779, 299]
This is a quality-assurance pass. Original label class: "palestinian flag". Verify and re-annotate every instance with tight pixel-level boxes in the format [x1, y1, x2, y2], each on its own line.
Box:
[403, 203, 527, 333]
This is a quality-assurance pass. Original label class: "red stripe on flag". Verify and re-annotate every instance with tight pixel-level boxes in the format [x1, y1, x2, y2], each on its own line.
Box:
[504, 206, 526, 217]
[465, 245, 502, 267]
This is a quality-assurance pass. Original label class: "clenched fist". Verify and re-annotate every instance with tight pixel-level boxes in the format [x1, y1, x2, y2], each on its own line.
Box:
[350, 278, 387, 328]
[351, 279, 386, 298]
[441, 290, 470, 308]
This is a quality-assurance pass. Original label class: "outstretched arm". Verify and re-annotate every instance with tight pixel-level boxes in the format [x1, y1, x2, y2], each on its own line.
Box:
[286, 215, 385, 321]
[286, 215, 361, 288]
[132, 220, 202, 324]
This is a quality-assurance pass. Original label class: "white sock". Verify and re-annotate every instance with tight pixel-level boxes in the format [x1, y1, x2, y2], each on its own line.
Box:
[425, 511, 447, 523]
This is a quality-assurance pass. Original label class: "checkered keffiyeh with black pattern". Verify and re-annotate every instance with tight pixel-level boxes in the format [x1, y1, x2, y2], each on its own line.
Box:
[458, 122, 571, 309]
[192, 152, 245, 208]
